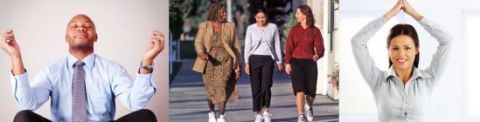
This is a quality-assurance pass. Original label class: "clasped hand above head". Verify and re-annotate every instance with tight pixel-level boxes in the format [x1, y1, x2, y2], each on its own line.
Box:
[384, 0, 423, 21]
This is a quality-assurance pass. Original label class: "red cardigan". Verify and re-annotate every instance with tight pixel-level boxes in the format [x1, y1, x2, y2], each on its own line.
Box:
[284, 24, 325, 64]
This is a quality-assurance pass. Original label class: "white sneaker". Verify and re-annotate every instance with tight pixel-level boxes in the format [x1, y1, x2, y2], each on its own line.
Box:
[254, 114, 263, 122]
[217, 114, 226, 122]
[263, 112, 272, 122]
[297, 114, 306, 122]
[208, 111, 216, 122]
[305, 104, 313, 122]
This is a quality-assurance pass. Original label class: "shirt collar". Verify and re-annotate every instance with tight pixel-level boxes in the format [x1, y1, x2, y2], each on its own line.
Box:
[384, 67, 425, 81]
[294, 23, 311, 30]
[67, 53, 96, 70]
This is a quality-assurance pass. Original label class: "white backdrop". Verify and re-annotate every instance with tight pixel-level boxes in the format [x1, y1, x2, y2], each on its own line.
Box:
[339, 0, 473, 121]
[0, 0, 169, 121]
[464, 12, 480, 122]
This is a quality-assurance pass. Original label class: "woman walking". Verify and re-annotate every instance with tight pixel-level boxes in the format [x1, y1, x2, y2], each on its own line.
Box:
[284, 5, 325, 122]
[192, 2, 242, 122]
[244, 7, 283, 122]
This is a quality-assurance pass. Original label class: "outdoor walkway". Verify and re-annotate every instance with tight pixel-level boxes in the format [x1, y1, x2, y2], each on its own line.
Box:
[169, 60, 338, 122]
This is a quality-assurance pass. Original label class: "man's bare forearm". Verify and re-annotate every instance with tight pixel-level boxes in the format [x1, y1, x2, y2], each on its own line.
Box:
[11, 54, 25, 75]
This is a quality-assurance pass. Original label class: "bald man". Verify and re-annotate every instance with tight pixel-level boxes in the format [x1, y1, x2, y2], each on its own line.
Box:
[0, 14, 163, 122]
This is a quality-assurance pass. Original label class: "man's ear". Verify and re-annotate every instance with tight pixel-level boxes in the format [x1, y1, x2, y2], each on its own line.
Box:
[94, 34, 98, 42]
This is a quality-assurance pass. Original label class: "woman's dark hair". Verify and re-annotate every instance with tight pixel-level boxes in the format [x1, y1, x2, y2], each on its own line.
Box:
[387, 24, 420, 68]
[254, 7, 268, 17]
[298, 5, 315, 27]
[206, 2, 225, 22]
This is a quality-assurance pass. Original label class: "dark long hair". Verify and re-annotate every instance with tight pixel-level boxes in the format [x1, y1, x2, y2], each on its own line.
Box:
[206, 2, 225, 22]
[298, 5, 315, 27]
[254, 7, 268, 17]
[387, 24, 420, 68]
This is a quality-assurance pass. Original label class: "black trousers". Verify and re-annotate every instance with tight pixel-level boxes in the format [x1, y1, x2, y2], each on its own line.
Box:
[290, 58, 318, 97]
[13, 109, 157, 122]
[249, 55, 274, 112]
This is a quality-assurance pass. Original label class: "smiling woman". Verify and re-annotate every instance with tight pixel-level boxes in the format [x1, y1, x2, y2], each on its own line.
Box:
[386, 24, 420, 84]
[350, 0, 452, 121]
[192, 2, 241, 122]
[243, 7, 283, 122]
[0, 1, 168, 121]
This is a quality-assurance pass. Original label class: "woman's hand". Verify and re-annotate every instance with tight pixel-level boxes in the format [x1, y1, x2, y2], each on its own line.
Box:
[245, 64, 250, 75]
[402, 0, 423, 21]
[384, 0, 403, 20]
[285, 63, 292, 75]
[235, 65, 241, 80]
[276, 63, 283, 72]
[313, 54, 320, 62]
[199, 53, 209, 60]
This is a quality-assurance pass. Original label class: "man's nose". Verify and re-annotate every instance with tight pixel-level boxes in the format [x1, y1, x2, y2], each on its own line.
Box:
[77, 26, 86, 32]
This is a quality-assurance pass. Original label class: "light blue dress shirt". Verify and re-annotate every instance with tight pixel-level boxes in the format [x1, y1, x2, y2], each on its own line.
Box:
[351, 17, 451, 122]
[244, 23, 283, 64]
[9, 53, 156, 121]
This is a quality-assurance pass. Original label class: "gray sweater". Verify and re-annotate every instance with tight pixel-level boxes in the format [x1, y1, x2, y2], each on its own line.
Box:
[244, 23, 282, 64]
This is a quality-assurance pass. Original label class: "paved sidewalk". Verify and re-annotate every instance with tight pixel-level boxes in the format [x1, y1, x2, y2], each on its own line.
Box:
[170, 60, 338, 122]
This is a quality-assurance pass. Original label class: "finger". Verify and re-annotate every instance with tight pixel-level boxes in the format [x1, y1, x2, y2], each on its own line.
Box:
[5, 37, 14, 44]
[5, 32, 15, 41]
[153, 35, 163, 44]
[152, 30, 163, 37]
[151, 37, 159, 46]
[154, 33, 165, 42]
[158, 36, 165, 46]
[152, 30, 161, 34]
[151, 31, 162, 40]
[4, 29, 12, 34]
[6, 33, 14, 40]
[0, 37, 5, 47]
[151, 36, 158, 43]
[158, 34, 165, 42]
[5, 30, 14, 37]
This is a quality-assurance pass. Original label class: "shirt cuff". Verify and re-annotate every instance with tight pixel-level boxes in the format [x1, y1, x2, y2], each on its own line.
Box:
[419, 17, 429, 26]
[135, 73, 157, 89]
[10, 71, 29, 89]
[10, 72, 30, 101]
